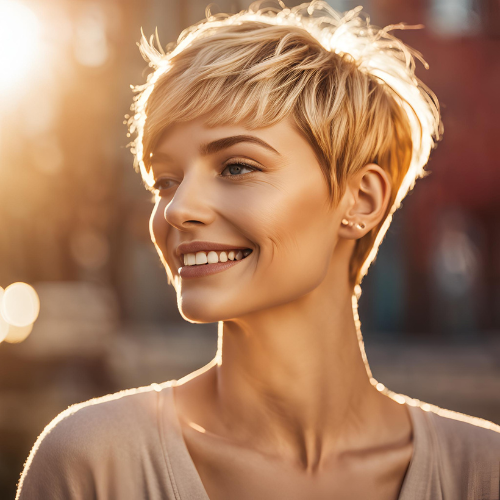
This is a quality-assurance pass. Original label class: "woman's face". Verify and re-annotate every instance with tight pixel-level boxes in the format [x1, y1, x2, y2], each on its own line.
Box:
[149, 115, 343, 323]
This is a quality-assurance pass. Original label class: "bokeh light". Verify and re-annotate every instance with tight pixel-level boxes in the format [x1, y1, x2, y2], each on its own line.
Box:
[0, 316, 8, 343]
[73, 3, 109, 67]
[69, 229, 110, 270]
[0, 287, 8, 342]
[0, 282, 40, 328]
[0, 0, 41, 91]
[3, 323, 33, 343]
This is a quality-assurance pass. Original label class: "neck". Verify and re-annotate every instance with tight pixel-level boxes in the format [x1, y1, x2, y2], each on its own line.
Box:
[204, 246, 382, 470]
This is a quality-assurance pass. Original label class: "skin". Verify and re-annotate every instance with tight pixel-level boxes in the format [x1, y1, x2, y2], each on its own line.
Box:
[149, 114, 413, 500]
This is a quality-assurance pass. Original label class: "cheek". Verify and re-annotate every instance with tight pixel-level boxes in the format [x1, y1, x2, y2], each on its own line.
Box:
[226, 173, 336, 306]
[259, 173, 332, 254]
[176, 182, 335, 323]
[265, 194, 333, 284]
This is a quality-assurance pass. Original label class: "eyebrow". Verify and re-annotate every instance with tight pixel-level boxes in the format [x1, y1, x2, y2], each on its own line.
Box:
[199, 135, 281, 156]
[151, 135, 281, 164]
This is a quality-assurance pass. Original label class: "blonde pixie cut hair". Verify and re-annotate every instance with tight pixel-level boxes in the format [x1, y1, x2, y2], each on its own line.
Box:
[128, 0, 442, 287]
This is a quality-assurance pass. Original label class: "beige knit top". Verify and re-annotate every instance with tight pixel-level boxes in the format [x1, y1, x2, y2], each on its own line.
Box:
[16, 381, 500, 500]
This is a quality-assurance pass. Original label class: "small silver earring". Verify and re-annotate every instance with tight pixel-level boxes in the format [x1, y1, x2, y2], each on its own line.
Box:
[356, 222, 366, 229]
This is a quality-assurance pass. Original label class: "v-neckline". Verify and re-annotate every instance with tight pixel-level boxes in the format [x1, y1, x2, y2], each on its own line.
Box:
[160, 381, 427, 500]
[397, 403, 429, 499]
[159, 381, 211, 500]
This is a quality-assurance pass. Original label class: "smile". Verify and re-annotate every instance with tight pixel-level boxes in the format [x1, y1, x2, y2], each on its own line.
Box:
[179, 249, 253, 279]
[183, 249, 252, 266]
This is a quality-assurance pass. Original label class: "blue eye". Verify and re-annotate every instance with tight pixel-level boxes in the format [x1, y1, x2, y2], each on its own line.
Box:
[221, 163, 256, 176]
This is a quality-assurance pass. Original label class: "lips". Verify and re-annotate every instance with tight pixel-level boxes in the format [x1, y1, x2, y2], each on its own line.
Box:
[174, 241, 253, 279]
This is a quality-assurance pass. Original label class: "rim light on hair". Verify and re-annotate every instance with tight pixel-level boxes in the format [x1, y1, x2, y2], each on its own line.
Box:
[127, 1, 442, 287]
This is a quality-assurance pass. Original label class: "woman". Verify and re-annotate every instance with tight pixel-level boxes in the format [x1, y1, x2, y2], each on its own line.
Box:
[16, 2, 500, 499]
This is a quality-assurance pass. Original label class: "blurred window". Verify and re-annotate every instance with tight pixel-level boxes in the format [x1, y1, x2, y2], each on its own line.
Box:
[325, 0, 352, 12]
[428, 0, 500, 37]
[428, 0, 479, 36]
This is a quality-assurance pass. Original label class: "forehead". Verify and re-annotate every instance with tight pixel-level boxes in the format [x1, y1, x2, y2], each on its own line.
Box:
[151, 114, 309, 159]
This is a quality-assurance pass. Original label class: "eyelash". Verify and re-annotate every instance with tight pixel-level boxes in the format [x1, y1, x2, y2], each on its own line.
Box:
[151, 161, 259, 192]
[221, 161, 259, 178]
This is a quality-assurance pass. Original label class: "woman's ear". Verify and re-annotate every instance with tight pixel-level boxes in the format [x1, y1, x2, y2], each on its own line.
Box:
[339, 163, 391, 239]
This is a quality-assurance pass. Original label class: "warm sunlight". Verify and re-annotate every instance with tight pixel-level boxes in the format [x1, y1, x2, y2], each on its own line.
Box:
[0, 0, 41, 92]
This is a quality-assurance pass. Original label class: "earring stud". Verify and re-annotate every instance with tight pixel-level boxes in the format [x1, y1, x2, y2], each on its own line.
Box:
[342, 219, 366, 229]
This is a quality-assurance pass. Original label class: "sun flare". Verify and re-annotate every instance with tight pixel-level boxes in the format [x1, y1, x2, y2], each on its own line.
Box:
[0, 0, 41, 92]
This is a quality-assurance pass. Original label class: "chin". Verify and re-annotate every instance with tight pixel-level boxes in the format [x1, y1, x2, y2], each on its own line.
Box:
[176, 293, 226, 324]
[178, 307, 227, 324]
[176, 289, 254, 324]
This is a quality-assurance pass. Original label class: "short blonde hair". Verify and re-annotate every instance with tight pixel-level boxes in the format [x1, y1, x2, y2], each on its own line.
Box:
[128, 1, 442, 287]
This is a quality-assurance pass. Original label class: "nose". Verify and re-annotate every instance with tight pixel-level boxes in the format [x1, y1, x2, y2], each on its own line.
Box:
[164, 171, 216, 231]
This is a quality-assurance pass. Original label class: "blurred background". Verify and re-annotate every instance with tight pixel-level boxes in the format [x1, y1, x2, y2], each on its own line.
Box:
[0, 0, 499, 495]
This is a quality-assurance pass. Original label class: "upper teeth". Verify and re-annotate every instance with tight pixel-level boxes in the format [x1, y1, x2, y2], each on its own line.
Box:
[183, 249, 251, 266]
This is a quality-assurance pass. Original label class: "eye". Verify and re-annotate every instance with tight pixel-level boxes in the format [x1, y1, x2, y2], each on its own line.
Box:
[153, 178, 177, 191]
[221, 162, 258, 177]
